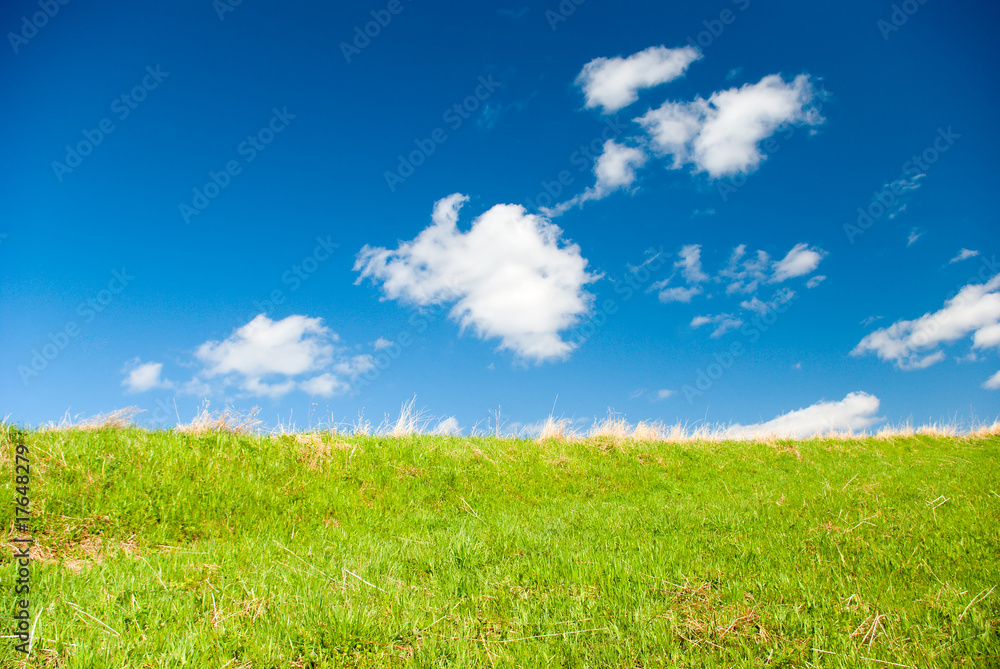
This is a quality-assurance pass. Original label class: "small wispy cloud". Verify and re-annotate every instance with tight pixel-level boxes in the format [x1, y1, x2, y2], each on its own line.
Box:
[542, 140, 647, 216]
[122, 359, 173, 393]
[771, 244, 826, 283]
[691, 313, 743, 338]
[651, 242, 823, 317]
[907, 228, 923, 246]
[860, 315, 883, 328]
[949, 248, 979, 264]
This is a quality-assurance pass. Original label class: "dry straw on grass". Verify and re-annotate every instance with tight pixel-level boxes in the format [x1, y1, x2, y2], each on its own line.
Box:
[537, 416, 572, 441]
[44, 407, 145, 431]
[16, 401, 1000, 443]
[589, 413, 632, 442]
[176, 401, 262, 435]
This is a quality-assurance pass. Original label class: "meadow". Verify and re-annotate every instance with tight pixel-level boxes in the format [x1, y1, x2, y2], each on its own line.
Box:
[1, 418, 998, 668]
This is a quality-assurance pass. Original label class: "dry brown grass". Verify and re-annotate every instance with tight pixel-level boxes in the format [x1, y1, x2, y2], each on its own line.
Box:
[537, 416, 572, 442]
[295, 433, 353, 470]
[589, 413, 632, 442]
[44, 407, 144, 431]
[387, 396, 421, 437]
[527, 414, 1000, 445]
[915, 422, 960, 437]
[631, 421, 665, 442]
[967, 420, 1000, 438]
[176, 401, 261, 435]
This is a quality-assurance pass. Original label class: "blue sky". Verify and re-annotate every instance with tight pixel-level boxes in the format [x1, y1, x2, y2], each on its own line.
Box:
[2, 0, 998, 434]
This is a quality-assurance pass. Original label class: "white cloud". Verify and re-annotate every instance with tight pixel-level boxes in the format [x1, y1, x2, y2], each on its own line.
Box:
[740, 288, 795, 315]
[690, 313, 742, 338]
[725, 392, 882, 439]
[355, 193, 598, 362]
[636, 74, 823, 178]
[197, 314, 334, 380]
[973, 322, 1000, 350]
[676, 244, 710, 283]
[333, 354, 376, 377]
[852, 275, 1000, 370]
[650, 244, 713, 302]
[164, 314, 373, 398]
[806, 275, 826, 289]
[243, 377, 297, 399]
[950, 248, 980, 264]
[121, 359, 173, 393]
[655, 242, 821, 307]
[718, 245, 771, 295]
[771, 243, 825, 283]
[656, 389, 676, 400]
[373, 337, 393, 350]
[576, 45, 701, 113]
[657, 285, 703, 303]
[542, 140, 647, 216]
[299, 373, 349, 398]
[983, 370, 1000, 390]
[907, 228, 923, 246]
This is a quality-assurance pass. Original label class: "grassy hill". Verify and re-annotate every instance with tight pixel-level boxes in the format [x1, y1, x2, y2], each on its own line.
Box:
[2, 424, 998, 667]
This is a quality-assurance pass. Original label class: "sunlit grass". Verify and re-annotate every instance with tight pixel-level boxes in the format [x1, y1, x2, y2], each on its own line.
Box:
[2, 423, 998, 667]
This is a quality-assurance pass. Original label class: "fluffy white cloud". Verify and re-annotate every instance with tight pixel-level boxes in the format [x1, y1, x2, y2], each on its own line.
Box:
[373, 337, 393, 350]
[973, 322, 1000, 349]
[197, 314, 334, 380]
[656, 389, 676, 400]
[333, 354, 376, 377]
[676, 244, 710, 283]
[636, 74, 823, 177]
[690, 313, 742, 338]
[852, 275, 1000, 370]
[542, 140, 647, 216]
[983, 370, 1000, 390]
[576, 45, 701, 113]
[243, 377, 297, 399]
[121, 360, 172, 393]
[950, 248, 980, 264]
[299, 373, 349, 398]
[725, 391, 882, 439]
[156, 314, 373, 398]
[771, 243, 826, 283]
[355, 194, 598, 362]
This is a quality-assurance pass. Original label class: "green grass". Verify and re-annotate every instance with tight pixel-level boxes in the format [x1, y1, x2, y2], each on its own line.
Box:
[2, 426, 999, 667]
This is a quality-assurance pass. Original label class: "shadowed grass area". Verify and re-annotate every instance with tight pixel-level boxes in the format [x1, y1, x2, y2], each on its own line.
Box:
[2, 425, 998, 667]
